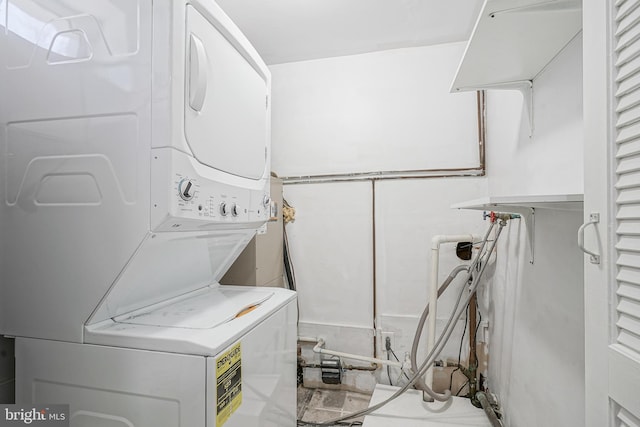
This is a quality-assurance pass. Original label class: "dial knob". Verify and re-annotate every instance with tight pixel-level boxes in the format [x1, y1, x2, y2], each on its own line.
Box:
[263, 194, 271, 207]
[220, 202, 229, 216]
[179, 179, 195, 201]
[231, 203, 240, 217]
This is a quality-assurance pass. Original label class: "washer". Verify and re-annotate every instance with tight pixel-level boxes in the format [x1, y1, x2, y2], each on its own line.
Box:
[0, 1, 295, 425]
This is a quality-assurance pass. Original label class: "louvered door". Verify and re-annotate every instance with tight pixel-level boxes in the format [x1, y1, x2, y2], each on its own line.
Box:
[585, 0, 640, 425]
[611, 0, 640, 424]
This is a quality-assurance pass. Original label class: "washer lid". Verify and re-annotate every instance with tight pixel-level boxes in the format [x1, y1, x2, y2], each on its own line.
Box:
[184, 5, 269, 180]
[85, 286, 297, 356]
[114, 286, 274, 330]
[88, 229, 256, 325]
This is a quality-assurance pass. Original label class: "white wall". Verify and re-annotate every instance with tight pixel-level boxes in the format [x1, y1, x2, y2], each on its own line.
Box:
[271, 43, 479, 177]
[285, 181, 375, 380]
[375, 178, 488, 366]
[271, 43, 487, 392]
[482, 35, 585, 426]
[486, 34, 584, 197]
[482, 209, 584, 427]
[272, 30, 585, 426]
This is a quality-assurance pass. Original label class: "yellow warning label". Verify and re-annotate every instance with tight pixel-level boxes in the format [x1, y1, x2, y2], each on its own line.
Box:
[216, 342, 242, 426]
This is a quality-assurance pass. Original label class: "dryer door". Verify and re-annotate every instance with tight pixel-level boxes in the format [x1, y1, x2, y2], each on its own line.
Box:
[184, 5, 268, 180]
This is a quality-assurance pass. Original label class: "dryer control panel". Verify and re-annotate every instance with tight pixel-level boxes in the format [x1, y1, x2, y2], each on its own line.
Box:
[151, 147, 269, 231]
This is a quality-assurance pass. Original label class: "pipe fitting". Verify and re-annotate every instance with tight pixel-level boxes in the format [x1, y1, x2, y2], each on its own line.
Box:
[431, 234, 481, 250]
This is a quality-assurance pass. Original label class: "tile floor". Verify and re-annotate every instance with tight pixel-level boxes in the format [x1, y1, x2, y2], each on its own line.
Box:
[297, 386, 372, 425]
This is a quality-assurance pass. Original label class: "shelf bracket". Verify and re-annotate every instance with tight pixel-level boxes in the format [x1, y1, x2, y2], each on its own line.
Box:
[479, 207, 535, 263]
[519, 81, 534, 138]
[525, 207, 535, 265]
[491, 206, 535, 264]
[460, 80, 534, 136]
[454, 195, 584, 266]
[493, 81, 533, 137]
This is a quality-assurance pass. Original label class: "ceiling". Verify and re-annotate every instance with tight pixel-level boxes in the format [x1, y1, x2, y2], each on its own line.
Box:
[215, 0, 484, 65]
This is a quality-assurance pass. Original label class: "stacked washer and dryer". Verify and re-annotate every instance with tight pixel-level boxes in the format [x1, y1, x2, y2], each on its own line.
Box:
[0, 1, 297, 425]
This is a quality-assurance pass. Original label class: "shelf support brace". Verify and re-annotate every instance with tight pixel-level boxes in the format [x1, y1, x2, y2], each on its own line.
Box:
[525, 207, 535, 264]
[484, 205, 535, 264]
[459, 80, 534, 136]
[490, 81, 534, 137]
[520, 81, 534, 137]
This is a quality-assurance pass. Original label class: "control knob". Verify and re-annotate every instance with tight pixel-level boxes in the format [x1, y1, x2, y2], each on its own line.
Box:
[179, 179, 195, 201]
[220, 202, 229, 216]
[231, 203, 240, 217]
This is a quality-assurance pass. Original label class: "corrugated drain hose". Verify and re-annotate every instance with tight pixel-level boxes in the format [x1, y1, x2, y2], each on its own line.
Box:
[410, 263, 469, 401]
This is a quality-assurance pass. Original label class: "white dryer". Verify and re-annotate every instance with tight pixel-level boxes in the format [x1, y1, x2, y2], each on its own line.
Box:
[0, 0, 296, 425]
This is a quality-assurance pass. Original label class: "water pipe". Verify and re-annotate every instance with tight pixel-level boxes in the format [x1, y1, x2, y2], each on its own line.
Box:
[299, 360, 378, 371]
[425, 234, 481, 392]
[312, 338, 403, 368]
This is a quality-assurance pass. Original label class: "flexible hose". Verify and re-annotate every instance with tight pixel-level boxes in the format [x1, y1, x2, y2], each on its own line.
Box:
[303, 221, 505, 426]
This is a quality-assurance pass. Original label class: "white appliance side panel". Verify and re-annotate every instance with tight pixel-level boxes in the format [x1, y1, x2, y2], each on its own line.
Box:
[0, 0, 153, 342]
[15, 338, 206, 426]
[206, 299, 297, 427]
[184, 5, 269, 180]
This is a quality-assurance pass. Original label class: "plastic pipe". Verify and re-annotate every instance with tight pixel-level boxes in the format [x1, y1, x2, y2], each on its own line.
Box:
[313, 338, 403, 368]
[426, 234, 480, 390]
[410, 264, 468, 401]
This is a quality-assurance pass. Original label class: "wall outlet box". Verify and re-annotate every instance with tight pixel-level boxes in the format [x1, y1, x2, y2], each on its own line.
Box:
[381, 331, 394, 353]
